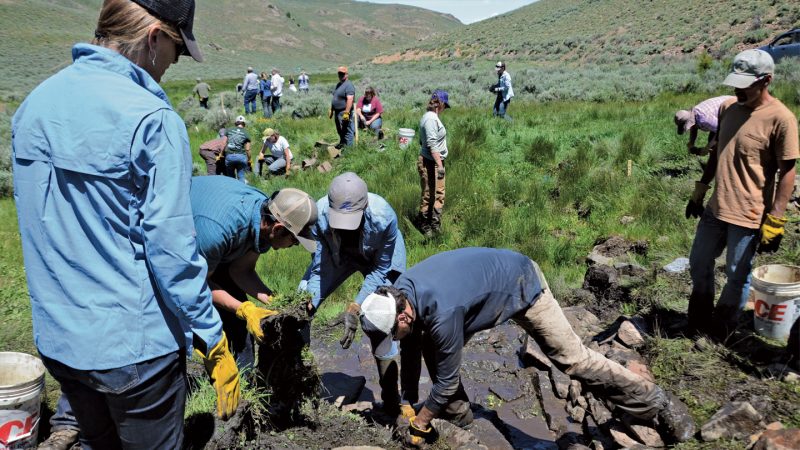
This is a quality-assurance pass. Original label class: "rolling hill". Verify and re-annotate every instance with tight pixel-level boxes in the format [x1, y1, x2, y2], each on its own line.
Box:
[372, 0, 800, 65]
[0, 0, 462, 95]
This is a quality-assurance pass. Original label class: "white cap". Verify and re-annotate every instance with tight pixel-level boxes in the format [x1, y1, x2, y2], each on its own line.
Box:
[360, 292, 397, 358]
[235, 115, 246, 125]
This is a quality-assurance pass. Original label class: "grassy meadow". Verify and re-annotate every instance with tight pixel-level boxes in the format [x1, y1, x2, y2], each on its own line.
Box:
[1, 60, 800, 447]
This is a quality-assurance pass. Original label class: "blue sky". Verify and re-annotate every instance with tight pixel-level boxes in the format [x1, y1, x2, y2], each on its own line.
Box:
[355, 0, 539, 24]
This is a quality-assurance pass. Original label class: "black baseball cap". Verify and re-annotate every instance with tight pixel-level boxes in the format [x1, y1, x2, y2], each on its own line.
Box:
[131, 0, 204, 62]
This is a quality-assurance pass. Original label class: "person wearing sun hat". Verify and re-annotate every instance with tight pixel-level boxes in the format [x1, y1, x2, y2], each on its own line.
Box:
[298, 171, 406, 413]
[686, 49, 798, 337]
[12, 0, 241, 447]
[361, 248, 697, 447]
[415, 89, 450, 236]
[674, 95, 735, 156]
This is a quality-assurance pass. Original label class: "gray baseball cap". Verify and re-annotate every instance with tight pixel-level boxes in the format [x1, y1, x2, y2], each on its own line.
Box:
[268, 188, 318, 252]
[327, 172, 368, 230]
[723, 49, 774, 89]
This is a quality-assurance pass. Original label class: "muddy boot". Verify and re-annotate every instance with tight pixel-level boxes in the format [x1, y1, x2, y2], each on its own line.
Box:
[414, 212, 432, 237]
[655, 392, 696, 444]
[430, 208, 442, 234]
[439, 400, 473, 428]
[38, 429, 79, 450]
[375, 357, 401, 415]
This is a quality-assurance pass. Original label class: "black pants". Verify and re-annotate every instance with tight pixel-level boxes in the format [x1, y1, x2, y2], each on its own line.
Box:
[199, 97, 209, 109]
[210, 264, 254, 370]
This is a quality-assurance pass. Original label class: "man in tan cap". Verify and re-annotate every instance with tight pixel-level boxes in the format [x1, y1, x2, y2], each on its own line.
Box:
[686, 49, 798, 337]
[329, 66, 356, 148]
[191, 175, 318, 369]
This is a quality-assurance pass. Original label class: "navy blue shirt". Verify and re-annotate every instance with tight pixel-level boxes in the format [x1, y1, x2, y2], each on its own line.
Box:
[395, 247, 543, 414]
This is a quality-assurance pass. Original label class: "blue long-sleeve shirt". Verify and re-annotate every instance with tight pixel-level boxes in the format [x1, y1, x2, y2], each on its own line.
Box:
[300, 193, 405, 309]
[12, 44, 222, 370]
[190, 176, 269, 272]
[395, 248, 543, 415]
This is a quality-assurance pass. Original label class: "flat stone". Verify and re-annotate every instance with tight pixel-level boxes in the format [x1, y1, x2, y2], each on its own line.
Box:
[749, 423, 786, 447]
[468, 417, 515, 450]
[753, 428, 800, 450]
[620, 216, 635, 225]
[583, 264, 618, 294]
[550, 366, 571, 399]
[317, 160, 333, 173]
[663, 257, 690, 274]
[608, 422, 641, 448]
[617, 320, 646, 348]
[432, 418, 488, 450]
[605, 342, 647, 368]
[520, 334, 552, 369]
[533, 370, 581, 436]
[583, 414, 615, 450]
[613, 262, 647, 277]
[622, 416, 665, 448]
[701, 401, 765, 441]
[320, 373, 366, 408]
[586, 250, 614, 267]
[565, 445, 592, 450]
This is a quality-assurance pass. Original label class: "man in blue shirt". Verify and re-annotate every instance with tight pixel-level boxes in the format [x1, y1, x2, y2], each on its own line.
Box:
[192, 176, 318, 369]
[360, 248, 696, 447]
[242, 66, 259, 114]
[12, 1, 239, 448]
[298, 172, 406, 412]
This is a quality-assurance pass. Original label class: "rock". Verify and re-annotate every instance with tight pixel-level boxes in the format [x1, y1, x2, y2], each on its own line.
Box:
[550, 366, 571, 399]
[701, 401, 765, 441]
[583, 264, 618, 292]
[614, 262, 647, 278]
[617, 320, 646, 348]
[625, 360, 655, 383]
[608, 422, 641, 448]
[562, 306, 603, 340]
[466, 417, 515, 450]
[620, 215, 635, 225]
[565, 445, 592, 450]
[583, 414, 615, 450]
[585, 393, 613, 427]
[432, 418, 488, 450]
[749, 422, 786, 447]
[300, 157, 317, 169]
[567, 404, 586, 423]
[317, 160, 333, 173]
[533, 370, 580, 436]
[592, 236, 648, 258]
[605, 342, 647, 368]
[663, 257, 690, 274]
[568, 380, 582, 406]
[586, 250, 614, 267]
[341, 401, 373, 413]
[327, 145, 342, 159]
[622, 416, 665, 448]
[753, 428, 800, 450]
[520, 334, 552, 369]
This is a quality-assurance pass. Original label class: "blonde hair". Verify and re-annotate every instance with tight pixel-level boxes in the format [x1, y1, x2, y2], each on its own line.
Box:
[92, 0, 182, 61]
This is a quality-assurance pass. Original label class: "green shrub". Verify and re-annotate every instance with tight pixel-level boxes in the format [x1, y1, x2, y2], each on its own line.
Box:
[616, 130, 645, 165]
[743, 29, 769, 44]
[696, 51, 713, 74]
[524, 136, 558, 166]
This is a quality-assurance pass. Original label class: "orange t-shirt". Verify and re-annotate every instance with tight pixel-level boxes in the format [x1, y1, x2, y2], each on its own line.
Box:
[708, 97, 799, 229]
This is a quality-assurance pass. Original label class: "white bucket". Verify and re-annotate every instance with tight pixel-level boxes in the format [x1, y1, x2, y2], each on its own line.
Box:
[397, 128, 415, 150]
[751, 264, 800, 340]
[0, 353, 46, 450]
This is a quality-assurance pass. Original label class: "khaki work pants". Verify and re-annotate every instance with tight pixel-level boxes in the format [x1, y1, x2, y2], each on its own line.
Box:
[512, 264, 666, 419]
[417, 156, 445, 228]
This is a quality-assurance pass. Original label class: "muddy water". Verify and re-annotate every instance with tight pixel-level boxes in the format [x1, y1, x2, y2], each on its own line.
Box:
[311, 323, 560, 449]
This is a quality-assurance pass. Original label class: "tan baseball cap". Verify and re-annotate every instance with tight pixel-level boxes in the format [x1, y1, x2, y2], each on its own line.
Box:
[267, 188, 318, 252]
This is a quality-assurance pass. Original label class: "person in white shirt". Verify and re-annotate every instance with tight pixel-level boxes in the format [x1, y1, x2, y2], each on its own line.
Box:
[257, 128, 293, 176]
[270, 69, 284, 114]
[491, 61, 514, 120]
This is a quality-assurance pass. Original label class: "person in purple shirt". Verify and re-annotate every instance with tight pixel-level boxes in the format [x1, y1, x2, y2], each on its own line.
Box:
[356, 86, 384, 140]
[675, 95, 736, 156]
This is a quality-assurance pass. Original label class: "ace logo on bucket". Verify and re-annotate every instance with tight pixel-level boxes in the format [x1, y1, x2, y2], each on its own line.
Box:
[0, 409, 39, 449]
[754, 298, 791, 322]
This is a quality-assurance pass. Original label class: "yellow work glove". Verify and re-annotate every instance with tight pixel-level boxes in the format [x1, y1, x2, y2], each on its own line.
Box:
[758, 213, 787, 253]
[404, 417, 437, 447]
[196, 333, 241, 420]
[235, 301, 278, 344]
[400, 404, 416, 421]
[342, 111, 350, 121]
[685, 181, 710, 219]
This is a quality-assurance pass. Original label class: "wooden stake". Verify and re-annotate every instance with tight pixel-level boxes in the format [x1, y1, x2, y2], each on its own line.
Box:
[627, 159, 632, 177]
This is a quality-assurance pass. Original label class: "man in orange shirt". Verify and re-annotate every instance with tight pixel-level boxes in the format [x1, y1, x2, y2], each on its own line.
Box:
[685, 49, 798, 337]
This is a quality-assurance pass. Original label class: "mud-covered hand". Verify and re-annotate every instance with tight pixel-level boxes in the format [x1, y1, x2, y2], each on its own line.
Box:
[339, 302, 361, 349]
[342, 111, 351, 122]
[436, 166, 446, 180]
[197, 333, 241, 420]
[403, 418, 438, 447]
[758, 213, 787, 253]
[235, 302, 278, 343]
[328, 107, 334, 119]
[685, 181, 709, 219]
